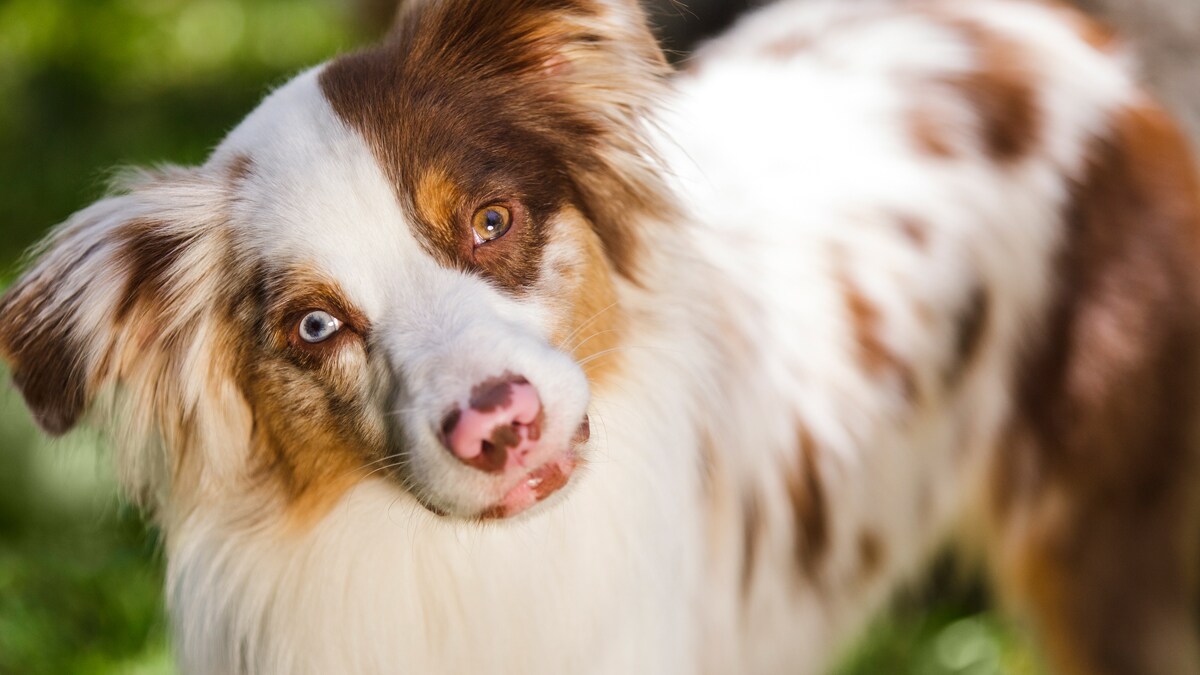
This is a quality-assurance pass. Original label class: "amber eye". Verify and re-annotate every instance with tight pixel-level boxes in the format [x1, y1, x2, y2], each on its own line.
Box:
[471, 205, 512, 244]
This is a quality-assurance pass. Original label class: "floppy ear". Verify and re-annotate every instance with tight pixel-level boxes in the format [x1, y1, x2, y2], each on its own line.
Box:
[0, 168, 224, 436]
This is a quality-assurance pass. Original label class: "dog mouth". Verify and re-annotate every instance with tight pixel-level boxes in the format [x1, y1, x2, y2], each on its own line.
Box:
[480, 415, 590, 519]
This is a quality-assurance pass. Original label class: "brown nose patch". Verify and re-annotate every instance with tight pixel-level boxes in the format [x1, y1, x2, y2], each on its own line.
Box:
[469, 373, 526, 412]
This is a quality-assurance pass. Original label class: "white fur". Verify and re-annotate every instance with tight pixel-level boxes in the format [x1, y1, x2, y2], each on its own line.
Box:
[656, 2, 1137, 669]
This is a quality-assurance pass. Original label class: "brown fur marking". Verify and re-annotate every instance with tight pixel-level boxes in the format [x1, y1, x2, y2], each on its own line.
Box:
[115, 219, 192, 322]
[842, 271, 918, 400]
[908, 15, 1042, 163]
[552, 209, 625, 387]
[235, 264, 387, 524]
[788, 425, 829, 576]
[909, 104, 958, 159]
[898, 215, 931, 248]
[948, 20, 1042, 162]
[1040, 0, 1119, 52]
[857, 529, 885, 581]
[0, 212, 197, 434]
[0, 280, 90, 435]
[947, 285, 991, 384]
[411, 168, 466, 258]
[319, 0, 673, 285]
[844, 277, 891, 375]
[992, 103, 1200, 675]
[227, 153, 254, 183]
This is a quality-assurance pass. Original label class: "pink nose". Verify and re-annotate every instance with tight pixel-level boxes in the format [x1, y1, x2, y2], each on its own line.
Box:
[441, 376, 543, 473]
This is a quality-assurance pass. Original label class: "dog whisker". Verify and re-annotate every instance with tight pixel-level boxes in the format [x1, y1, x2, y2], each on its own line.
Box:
[575, 344, 680, 369]
[566, 329, 621, 356]
[558, 301, 620, 350]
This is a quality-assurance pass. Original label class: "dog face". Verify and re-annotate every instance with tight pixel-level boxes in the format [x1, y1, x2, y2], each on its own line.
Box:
[0, 0, 673, 521]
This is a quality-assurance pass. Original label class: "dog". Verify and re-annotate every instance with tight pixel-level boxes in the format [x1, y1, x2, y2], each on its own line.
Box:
[3, 0, 1199, 672]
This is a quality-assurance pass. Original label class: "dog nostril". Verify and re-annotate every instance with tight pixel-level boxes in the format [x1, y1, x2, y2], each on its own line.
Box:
[443, 375, 543, 473]
[476, 425, 521, 473]
[440, 408, 462, 447]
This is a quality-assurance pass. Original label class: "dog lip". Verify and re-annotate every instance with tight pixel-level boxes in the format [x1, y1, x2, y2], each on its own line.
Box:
[481, 420, 587, 520]
[483, 450, 575, 520]
[525, 457, 571, 500]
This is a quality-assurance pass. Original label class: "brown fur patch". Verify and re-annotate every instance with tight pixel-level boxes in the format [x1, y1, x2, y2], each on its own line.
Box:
[412, 168, 465, 255]
[115, 219, 192, 322]
[857, 529, 885, 581]
[551, 209, 624, 387]
[908, 15, 1042, 163]
[233, 264, 386, 524]
[946, 285, 991, 384]
[841, 271, 918, 400]
[741, 490, 765, 594]
[1069, 14, 1118, 53]
[844, 277, 891, 375]
[0, 212, 196, 434]
[947, 20, 1041, 162]
[1040, 0, 1119, 52]
[909, 104, 958, 159]
[0, 279, 91, 435]
[991, 103, 1200, 674]
[227, 153, 254, 183]
[319, 0, 673, 286]
[788, 425, 829, 576]
[247, 394, 375, 525]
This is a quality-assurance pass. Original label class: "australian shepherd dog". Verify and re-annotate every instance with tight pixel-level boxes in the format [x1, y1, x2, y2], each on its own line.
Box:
[3, 0, 1200, 673]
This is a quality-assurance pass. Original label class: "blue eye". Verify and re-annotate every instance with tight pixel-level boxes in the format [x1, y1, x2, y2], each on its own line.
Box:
[298, 311, 342, 343]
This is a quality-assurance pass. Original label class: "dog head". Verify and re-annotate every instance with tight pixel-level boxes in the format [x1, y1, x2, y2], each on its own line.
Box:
[0, 0, 673, 521]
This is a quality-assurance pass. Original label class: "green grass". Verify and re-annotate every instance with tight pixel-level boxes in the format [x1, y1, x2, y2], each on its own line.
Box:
[837, 599, 1045, 675]
[0, 384, 169, 675]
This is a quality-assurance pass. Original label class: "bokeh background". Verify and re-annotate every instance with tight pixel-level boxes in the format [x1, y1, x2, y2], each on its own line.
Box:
[2, 1, 1196, 673]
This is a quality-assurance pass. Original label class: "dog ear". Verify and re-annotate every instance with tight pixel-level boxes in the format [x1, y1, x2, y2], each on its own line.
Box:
[392, 0, 668, 112]
[0, 168, 222, 435]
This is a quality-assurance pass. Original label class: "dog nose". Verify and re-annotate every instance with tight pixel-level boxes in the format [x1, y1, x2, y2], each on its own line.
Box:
[440, 376, 543, 473]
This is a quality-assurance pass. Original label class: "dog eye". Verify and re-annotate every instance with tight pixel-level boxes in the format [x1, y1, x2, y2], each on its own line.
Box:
[471, 205, 512, 244]
[298, 311, 342, 343]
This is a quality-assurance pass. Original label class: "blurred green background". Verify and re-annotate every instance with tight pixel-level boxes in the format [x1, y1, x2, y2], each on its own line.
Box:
[0, 1, 1042, 673]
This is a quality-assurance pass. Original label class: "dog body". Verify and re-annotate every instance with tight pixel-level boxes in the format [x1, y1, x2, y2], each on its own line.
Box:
[3, 1, 1200, 674]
